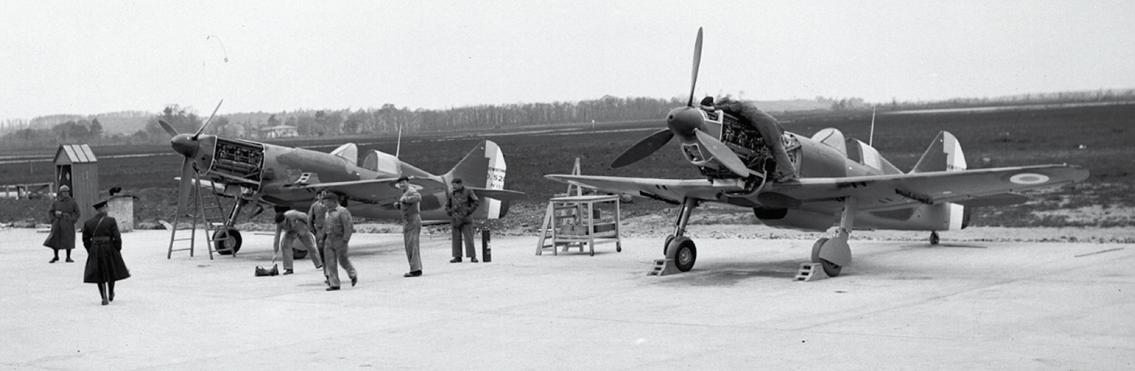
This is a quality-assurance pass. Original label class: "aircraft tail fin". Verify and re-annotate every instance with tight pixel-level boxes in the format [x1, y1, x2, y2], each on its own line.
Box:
[444, 140, 511, 219]
[910, 131, 966, 173]
[911, 131, 969, 231]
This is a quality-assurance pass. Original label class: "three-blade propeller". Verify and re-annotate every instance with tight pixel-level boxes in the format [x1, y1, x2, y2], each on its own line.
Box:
[610, 28, 749, 178]
[161, 100, 224, 213]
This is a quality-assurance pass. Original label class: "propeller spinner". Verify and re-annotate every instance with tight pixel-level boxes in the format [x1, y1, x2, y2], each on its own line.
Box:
[162, 99, 224, 212]
[610, 28, 749, 178]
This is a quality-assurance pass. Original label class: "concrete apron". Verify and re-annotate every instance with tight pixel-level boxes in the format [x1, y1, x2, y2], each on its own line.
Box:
[0, 228, 1132, 370]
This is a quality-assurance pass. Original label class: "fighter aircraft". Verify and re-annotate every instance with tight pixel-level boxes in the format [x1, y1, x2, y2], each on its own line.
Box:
[161, 103, 522, 255]
[545, 28, 1089, 276]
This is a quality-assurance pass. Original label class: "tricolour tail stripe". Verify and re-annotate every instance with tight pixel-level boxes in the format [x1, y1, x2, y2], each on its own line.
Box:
[444, 140, 508, 219]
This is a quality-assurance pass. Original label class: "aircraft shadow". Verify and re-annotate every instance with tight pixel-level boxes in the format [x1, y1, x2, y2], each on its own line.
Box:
[900, 243, 988, 249]
[658, 259, 803, 287]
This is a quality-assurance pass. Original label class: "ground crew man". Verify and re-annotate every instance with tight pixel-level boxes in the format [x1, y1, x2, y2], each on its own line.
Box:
[321, 192, 356, 290]
[307, 195, 329, 266]
[395, 176, 423, 277]
[446, 178, 480, 263]
[272, 207, 323, 275]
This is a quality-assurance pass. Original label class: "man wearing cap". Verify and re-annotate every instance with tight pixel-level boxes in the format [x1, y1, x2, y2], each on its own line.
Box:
[446, 178, 480, 263]
[321, 192, 356, 290]
[272, 207, 323, 275]
[44, 185, 80, 263]
[307, 191, 330, 267]
[395, 176, 423, 277]
[81, 199, 130, 305]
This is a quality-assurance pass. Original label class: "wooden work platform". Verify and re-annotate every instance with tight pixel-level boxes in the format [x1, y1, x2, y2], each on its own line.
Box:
[536, 194, 622, 256]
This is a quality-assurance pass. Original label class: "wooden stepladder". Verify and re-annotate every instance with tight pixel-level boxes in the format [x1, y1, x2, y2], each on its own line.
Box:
[536, 158, 623, 256]
[165, 176, 228, 259]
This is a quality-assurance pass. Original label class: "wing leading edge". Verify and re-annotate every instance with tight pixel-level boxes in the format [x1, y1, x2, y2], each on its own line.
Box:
[767, 164, 1089, 210]
[546, 164, 1087, 211]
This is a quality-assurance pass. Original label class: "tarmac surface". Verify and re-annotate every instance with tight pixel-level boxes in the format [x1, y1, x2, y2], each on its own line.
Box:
[1, 228, 1133, 370]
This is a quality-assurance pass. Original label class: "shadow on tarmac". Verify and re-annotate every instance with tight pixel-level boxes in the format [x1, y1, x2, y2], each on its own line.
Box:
[659, 259, 803, 287]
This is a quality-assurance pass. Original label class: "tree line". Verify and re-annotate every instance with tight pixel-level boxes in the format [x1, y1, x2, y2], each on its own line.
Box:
[4, 90, 1134, 148]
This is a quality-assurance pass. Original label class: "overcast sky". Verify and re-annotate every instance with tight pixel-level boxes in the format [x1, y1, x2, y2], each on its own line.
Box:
[2, 0, 1133, 120]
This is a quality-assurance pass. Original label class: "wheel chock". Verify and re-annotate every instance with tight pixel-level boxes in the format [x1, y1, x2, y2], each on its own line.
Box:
[794, 262, 829, 281]
[648, 258, 681, 276]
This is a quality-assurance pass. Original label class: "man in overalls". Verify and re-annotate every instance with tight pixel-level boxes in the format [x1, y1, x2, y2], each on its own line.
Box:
[321, 192, 356, 290]
[395, 176, 423, 277]
[446, 178, 480, 263]
[272, 207, 323, 275]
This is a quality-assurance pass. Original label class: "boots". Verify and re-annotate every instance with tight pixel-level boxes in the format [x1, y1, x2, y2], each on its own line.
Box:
[97, 283, 108, 306]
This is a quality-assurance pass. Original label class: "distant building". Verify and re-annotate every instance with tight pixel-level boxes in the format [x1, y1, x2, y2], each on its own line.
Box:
[260, 125, 298, 138]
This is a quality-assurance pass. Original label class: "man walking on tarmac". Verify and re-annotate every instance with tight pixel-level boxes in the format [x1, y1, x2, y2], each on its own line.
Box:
[307, 192, 330, 267]
[395, 176, 423, 277]
[321, 192, 356, 291]
[446, 178, 480, 263]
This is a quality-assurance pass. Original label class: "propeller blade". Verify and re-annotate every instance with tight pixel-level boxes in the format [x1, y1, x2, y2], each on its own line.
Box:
[611, 129, 674, 168]
[178, 158, 196, 212]
[158, 120, 179, 137]
[694, 130, 750, 177]
[687, 27, 703, 107]
[192, 99, 224, 139]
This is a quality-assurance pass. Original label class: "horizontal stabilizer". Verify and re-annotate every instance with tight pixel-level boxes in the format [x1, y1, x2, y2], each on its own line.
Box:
[468, 187, 525, 201]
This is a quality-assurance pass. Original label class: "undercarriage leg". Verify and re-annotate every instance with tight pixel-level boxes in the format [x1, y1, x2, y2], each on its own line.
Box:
[811, 198, 856, 277]
[654, 198, 700, 275]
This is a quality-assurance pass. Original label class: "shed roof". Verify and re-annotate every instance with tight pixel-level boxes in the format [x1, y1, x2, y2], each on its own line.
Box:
[55, 144, 97, 164]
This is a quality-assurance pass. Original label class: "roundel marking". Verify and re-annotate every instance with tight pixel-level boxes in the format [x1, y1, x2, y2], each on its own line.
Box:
[1009, 173, 1049, 185]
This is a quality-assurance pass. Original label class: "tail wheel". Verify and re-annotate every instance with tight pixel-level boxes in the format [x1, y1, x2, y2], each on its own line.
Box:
[213, 229, 243, 255]
[667, 237, 697, 272]
[929, 231, 940, 245]
[810, 237, 842, 277]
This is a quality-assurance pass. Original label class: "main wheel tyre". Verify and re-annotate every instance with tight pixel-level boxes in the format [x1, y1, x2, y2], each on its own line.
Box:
[293, 248, 308, 259]
[810, 237, 842, 277]
[929, 231, 940, 245]
[668, 237, 697, 272]
[663, 235, 675, 255]
[213, 229, 243, 255]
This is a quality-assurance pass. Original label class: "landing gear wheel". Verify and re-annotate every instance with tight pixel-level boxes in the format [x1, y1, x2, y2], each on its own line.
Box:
[668, 237, 697, 272]
[293, 247, 308, 259]
[810, 237, 842, 277]
[213, 229, 243, 255]
[663, 235, 675, 255]
[929, 231, 940, 245]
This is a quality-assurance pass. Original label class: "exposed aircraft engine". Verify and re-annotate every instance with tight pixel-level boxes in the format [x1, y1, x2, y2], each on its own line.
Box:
[211, 138, 265, 189]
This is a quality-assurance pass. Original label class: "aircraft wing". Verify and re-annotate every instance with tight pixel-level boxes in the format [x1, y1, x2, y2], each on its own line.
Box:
[766, 164, 1088, 210]
[544, 174, 746, 204]
[286, 177, 443, 204]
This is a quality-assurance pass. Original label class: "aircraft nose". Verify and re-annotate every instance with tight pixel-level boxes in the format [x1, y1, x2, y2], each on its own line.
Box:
[667, 107, 703, 137]
[171, 134, 198, 158]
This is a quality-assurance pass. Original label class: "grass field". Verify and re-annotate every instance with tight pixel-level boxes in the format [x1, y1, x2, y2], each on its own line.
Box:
[2, 103, 1132, 229]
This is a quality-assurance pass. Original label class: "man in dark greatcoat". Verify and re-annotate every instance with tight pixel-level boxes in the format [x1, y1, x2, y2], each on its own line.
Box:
[44, 185, 80, 263]
[82, 200, 130, 306]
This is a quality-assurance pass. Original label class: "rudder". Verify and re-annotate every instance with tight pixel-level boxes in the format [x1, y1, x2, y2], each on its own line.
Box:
[444, 140, 508, 219]
[910, 131, 966, 173]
